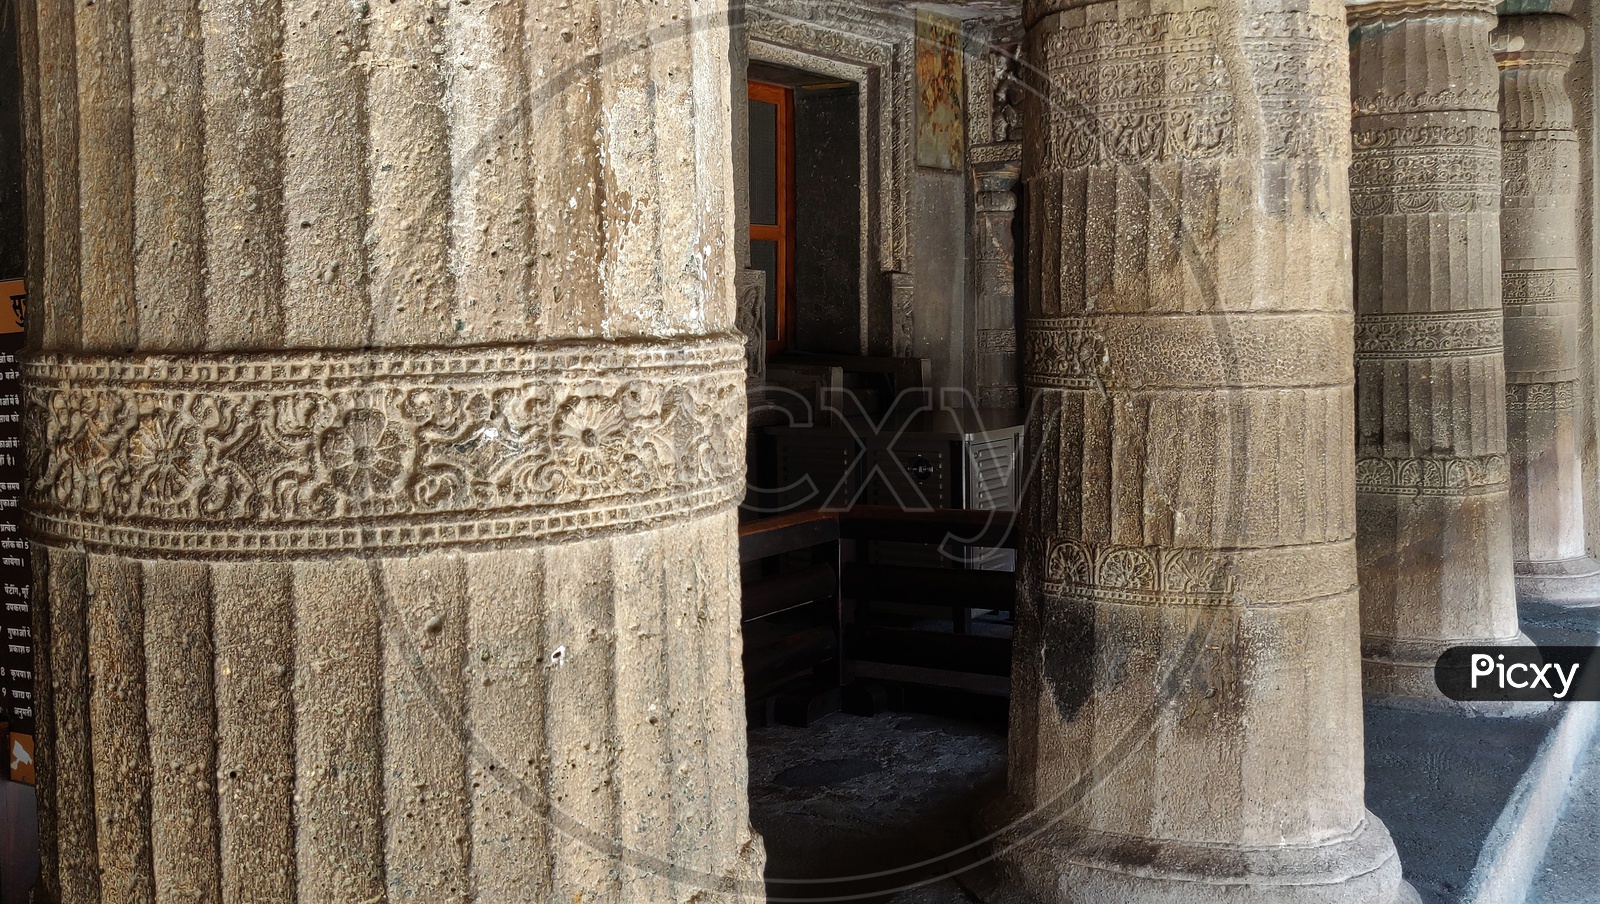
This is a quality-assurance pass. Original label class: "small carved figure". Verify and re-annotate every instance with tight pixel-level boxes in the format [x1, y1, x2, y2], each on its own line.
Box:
[992, 47, 1023, 143]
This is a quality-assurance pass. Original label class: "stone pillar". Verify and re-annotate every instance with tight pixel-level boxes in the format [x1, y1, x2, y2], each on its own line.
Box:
[972, 158, 1021, 410]
[17, 2, 764, 903]
[1496, 12, 1600, 604]
[997, 0, 1414, 901]
[1349, 0, 1528, 700]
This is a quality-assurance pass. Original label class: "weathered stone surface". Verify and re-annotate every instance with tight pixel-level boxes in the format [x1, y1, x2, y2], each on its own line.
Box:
[16, 1, 764, 902]
[971, 161, 1021, 410]
[1349, 0, 1530, 701]
[1495, 13, 1600, 605]
[999, 0, 1413, 900]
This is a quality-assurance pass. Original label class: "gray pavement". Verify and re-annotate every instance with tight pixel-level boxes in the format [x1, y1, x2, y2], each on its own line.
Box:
[1528, 731, 1600, 904]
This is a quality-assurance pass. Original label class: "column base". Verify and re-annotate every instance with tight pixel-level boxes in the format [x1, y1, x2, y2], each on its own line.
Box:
[1362, 634, 1554, 716]
[1516, 556, 1600, 607]
[981, 810, 1418, 904]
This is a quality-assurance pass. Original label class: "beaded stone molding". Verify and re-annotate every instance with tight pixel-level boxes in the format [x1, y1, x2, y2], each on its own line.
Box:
[23, 335, 747, 559]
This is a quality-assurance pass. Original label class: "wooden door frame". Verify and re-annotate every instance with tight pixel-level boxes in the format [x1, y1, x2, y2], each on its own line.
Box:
[748, 80, 796, 356]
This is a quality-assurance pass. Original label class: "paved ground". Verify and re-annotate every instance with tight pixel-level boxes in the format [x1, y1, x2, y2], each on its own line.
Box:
[1365, 703, 1556, 903]
[1522, 600, 1600, 904]
[1528, 729, 1600, 904]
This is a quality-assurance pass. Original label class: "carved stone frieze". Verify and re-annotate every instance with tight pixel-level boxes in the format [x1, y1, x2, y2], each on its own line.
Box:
[1022, 318, 1106, 390]
[1506, 381, 1578, 412]
[1355, 455, 1510, 496]
[1351, 85, 1502, 116]
[1502, 138, 1579, 199]
[1349, 124, 1501, 215]
[969, 142, 1022, 164]
[1037, 8, 1345, 167]
[1502, 269, 1581, 307]
[24, 337, 747, 558]
[976, 328, 1017, 353]
[1037, 537, 1238, 607]
[1352, 311, 1504, 357]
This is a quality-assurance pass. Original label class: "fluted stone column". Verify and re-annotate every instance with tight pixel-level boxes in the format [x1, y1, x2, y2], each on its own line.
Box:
[1349, 0, 1529, 701]
[1495, 12, 1600, 604]
[16, 2, 764, 903]
[996, 0, 1415, 901]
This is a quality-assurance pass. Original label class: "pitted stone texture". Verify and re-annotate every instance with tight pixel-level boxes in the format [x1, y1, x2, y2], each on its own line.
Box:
[973, 162, 1022, 409]
[1350, 0, 1528, 699]
[1001, 0, 1411, 900]
[1495, 14, 1600, 605]
[16, 1, 764, 902]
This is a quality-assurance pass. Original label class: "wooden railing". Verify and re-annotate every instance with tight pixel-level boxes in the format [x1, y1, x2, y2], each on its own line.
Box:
[737, 505, 1018, 721]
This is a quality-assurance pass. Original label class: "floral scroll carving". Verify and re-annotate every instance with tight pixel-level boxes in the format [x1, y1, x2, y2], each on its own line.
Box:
[24, 337, 747, 558]
[1350, 126, 1501, 216]
[1502, 270, 1580, 307]
[1024, 319, 1108, 390]
[1502, 140, 1578, 200]
[1352, 311, 1503, 357]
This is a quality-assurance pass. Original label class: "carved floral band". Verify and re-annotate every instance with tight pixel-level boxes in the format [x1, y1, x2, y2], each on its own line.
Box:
[22, 335, 747, 559]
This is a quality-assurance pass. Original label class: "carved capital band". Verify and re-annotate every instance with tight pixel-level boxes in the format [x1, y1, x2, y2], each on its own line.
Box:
[23, 336, 748, 559]
[1026, 313, 1354, 391]
[1038, 538, 1237, 608]
[1506, 381, 1578, 412]
[1350, 128, 1501, 216]
[1355, 455, 1509, 496]
[1034, 536, 1360, 609]
[1353, 310, 1504, 358]
[1036, 8, 1346, 167]
[1346, 0, 1497, 27]
[1502, 270, 1581, 308]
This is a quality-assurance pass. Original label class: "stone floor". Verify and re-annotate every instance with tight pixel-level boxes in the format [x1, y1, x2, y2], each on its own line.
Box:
[1528, 731, 1600, 904]
[746, 701, 1568, 904]
[1365, 702, 1557, 903]
[1523, 599, 1600, 904]
[747, 705, 1006, 903]
[747, 602, 1600, 904]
